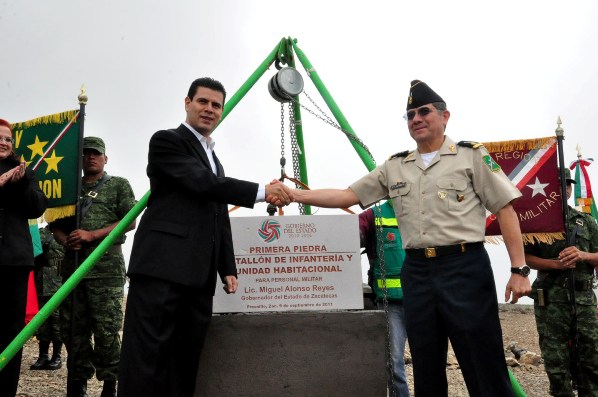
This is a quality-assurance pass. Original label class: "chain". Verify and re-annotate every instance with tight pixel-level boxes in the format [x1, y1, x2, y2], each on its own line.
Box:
[285, 90, 377, 163]
[289, 91, 395, 393]
[297, 89, 395, 394]
[374, 205, 396, 396]
[279, 103, 286, 178]
[278, 88, 394, 385]
[288, 104, 305, 215]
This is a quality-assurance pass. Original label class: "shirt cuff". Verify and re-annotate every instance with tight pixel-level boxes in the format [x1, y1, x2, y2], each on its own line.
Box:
[256, 184, 266, 203]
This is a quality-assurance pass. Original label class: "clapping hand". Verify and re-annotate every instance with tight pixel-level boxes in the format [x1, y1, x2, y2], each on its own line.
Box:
[265, 179, 293, 206]
[0, 162, 25, 187]
[11, 162, 26, 182]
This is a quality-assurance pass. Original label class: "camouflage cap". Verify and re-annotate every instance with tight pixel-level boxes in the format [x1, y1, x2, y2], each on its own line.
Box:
[83, 136, 105, 154]
[561, 167, 576, 184]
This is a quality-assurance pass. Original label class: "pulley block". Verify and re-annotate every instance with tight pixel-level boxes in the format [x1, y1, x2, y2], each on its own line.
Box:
[268, 67, 304, 103]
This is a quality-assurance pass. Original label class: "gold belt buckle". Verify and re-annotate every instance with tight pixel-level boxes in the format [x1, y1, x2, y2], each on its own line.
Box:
[425, 247, 437, 258]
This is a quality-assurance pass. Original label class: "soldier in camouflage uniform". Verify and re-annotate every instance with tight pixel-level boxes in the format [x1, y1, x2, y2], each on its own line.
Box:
[51, 137, 136, 397]
[30, 225, 65, 370]
[524, 168, 598, 397]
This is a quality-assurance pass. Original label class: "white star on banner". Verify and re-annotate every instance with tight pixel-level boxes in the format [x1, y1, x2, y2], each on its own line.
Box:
[527, 177, 550, 197]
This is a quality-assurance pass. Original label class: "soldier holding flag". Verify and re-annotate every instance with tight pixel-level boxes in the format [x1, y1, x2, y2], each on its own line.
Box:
[51, 136, 136, 397]
[525, 167, 598, 396]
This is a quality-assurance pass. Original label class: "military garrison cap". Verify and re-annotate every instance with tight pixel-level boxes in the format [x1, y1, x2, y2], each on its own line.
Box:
[83, 136, 106, 154]
[407, 80, 445, 110]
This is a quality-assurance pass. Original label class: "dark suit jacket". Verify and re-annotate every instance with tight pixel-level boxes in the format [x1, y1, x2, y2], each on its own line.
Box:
[127, 124, 258, 293]
[0, 156, 48, 268]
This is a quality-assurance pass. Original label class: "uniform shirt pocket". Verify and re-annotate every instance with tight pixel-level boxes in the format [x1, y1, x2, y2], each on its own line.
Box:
[389, 184, 411, 216]
[436, 177, 468, 212]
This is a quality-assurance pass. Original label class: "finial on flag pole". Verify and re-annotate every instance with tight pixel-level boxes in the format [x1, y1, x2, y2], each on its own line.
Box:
[78, 84, 88, 105]
[576, 143, 582, 159]
[555, 116, 564, 137]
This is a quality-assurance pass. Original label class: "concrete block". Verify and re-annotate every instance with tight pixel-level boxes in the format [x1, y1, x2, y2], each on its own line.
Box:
[195, 310, 387, 396]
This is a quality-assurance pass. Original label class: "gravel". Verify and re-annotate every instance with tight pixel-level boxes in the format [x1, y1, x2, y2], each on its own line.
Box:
[16, 304, 549, 396]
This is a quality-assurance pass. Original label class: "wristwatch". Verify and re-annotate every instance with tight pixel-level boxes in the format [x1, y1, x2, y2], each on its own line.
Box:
[511, 265, 531, 277]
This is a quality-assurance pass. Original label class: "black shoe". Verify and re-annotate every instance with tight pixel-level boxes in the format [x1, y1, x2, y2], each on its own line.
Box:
[67, 379, 89, 397]
[46, 355, 62, 370]
[100, 379, 117, 397]
[30, 354, 50, 370]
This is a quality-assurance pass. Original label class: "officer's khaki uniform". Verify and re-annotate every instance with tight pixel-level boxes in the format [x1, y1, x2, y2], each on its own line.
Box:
[350, 135, 521, 397]
[351, 136, 520, 248]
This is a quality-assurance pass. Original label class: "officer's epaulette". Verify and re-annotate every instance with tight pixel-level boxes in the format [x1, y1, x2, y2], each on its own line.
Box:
[457, 141, 484, 149]
[388, 150, 411, 160]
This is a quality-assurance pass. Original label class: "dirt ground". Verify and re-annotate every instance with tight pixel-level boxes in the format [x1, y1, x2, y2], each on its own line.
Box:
[16, 304, 549, 397]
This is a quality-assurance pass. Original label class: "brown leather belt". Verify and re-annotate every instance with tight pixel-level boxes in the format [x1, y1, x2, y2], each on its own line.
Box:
[405, 242, 484, 259]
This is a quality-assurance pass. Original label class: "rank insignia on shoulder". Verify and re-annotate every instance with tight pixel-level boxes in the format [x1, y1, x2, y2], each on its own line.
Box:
[576, 219, 584, 226]
[389, 150, 411, 160]
[482, 155, 501, 173]
[457, 141, 484, 149]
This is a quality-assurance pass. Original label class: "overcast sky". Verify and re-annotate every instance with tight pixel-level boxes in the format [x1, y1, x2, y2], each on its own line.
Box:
[2, 0, 597, 304]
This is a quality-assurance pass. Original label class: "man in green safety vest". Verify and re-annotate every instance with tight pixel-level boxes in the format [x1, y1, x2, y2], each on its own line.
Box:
[359, 200, 409, 397]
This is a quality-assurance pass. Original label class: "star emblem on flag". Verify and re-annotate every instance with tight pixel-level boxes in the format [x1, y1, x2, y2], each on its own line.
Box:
[526, 177, 550, 197]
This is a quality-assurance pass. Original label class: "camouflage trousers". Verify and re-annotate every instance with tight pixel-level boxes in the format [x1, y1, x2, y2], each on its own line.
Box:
[35, 295, 61, 342]
[535, 300, 598, 397]
[60, 277, 124, 381]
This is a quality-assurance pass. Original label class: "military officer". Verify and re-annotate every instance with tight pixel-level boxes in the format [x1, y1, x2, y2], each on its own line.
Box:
[273, 80, 531, 397]
[51, 137, 136, 397]
[525, 168, 598, 397]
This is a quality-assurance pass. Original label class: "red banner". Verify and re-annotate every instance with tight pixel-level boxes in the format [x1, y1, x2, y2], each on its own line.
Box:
[483, 137, 564, 240]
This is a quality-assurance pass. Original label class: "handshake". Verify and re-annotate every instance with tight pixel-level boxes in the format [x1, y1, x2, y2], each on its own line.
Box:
[265, 179, 294, 207]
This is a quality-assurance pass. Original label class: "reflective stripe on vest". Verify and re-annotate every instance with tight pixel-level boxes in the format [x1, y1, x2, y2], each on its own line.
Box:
[377, 278, 401, 288]
[374, 217, 398, 227]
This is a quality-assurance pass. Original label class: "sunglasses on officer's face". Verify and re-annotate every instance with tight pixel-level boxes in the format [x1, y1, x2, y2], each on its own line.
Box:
[404, 106, 434, 121]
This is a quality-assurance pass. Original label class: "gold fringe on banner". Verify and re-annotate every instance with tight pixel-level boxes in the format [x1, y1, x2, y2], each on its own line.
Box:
[44, 204, 76, 223]
[486, 232, 565, 245]
[482, 137, 555, 153]
[28, 218, 39, 226]
[11, 110, 78, 129]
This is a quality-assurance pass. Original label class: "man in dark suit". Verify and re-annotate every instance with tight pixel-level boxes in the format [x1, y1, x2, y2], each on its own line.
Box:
[118, 77, 290, 397]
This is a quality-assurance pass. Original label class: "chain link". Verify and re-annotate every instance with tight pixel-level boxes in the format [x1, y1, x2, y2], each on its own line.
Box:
[288, 104, 305, 215]
[279, 103, 286, 178]
[286, 90, 377, 163]
[374, 205, 396, 396]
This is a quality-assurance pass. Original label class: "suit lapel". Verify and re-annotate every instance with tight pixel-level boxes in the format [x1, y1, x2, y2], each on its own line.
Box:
[212, 151, 224, 177]
[177, 124, 212, 171]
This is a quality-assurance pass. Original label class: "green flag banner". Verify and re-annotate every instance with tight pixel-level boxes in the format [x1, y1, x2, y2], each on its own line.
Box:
[11, 110, 80, 222]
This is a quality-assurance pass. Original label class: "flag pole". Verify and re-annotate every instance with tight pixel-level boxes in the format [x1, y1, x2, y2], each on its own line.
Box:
[65, 85, 87, 394]
[555, 116, 582, 388]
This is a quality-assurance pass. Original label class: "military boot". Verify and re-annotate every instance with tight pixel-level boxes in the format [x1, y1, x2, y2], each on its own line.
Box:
[46, 341, 63, 370]
[67, 379, 89, 397]
[100, 379, 117, 397]
[30, 340, 50, 370]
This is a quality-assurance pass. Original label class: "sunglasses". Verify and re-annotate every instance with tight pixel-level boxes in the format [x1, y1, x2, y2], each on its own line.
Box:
[403, 106, 435, 121]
